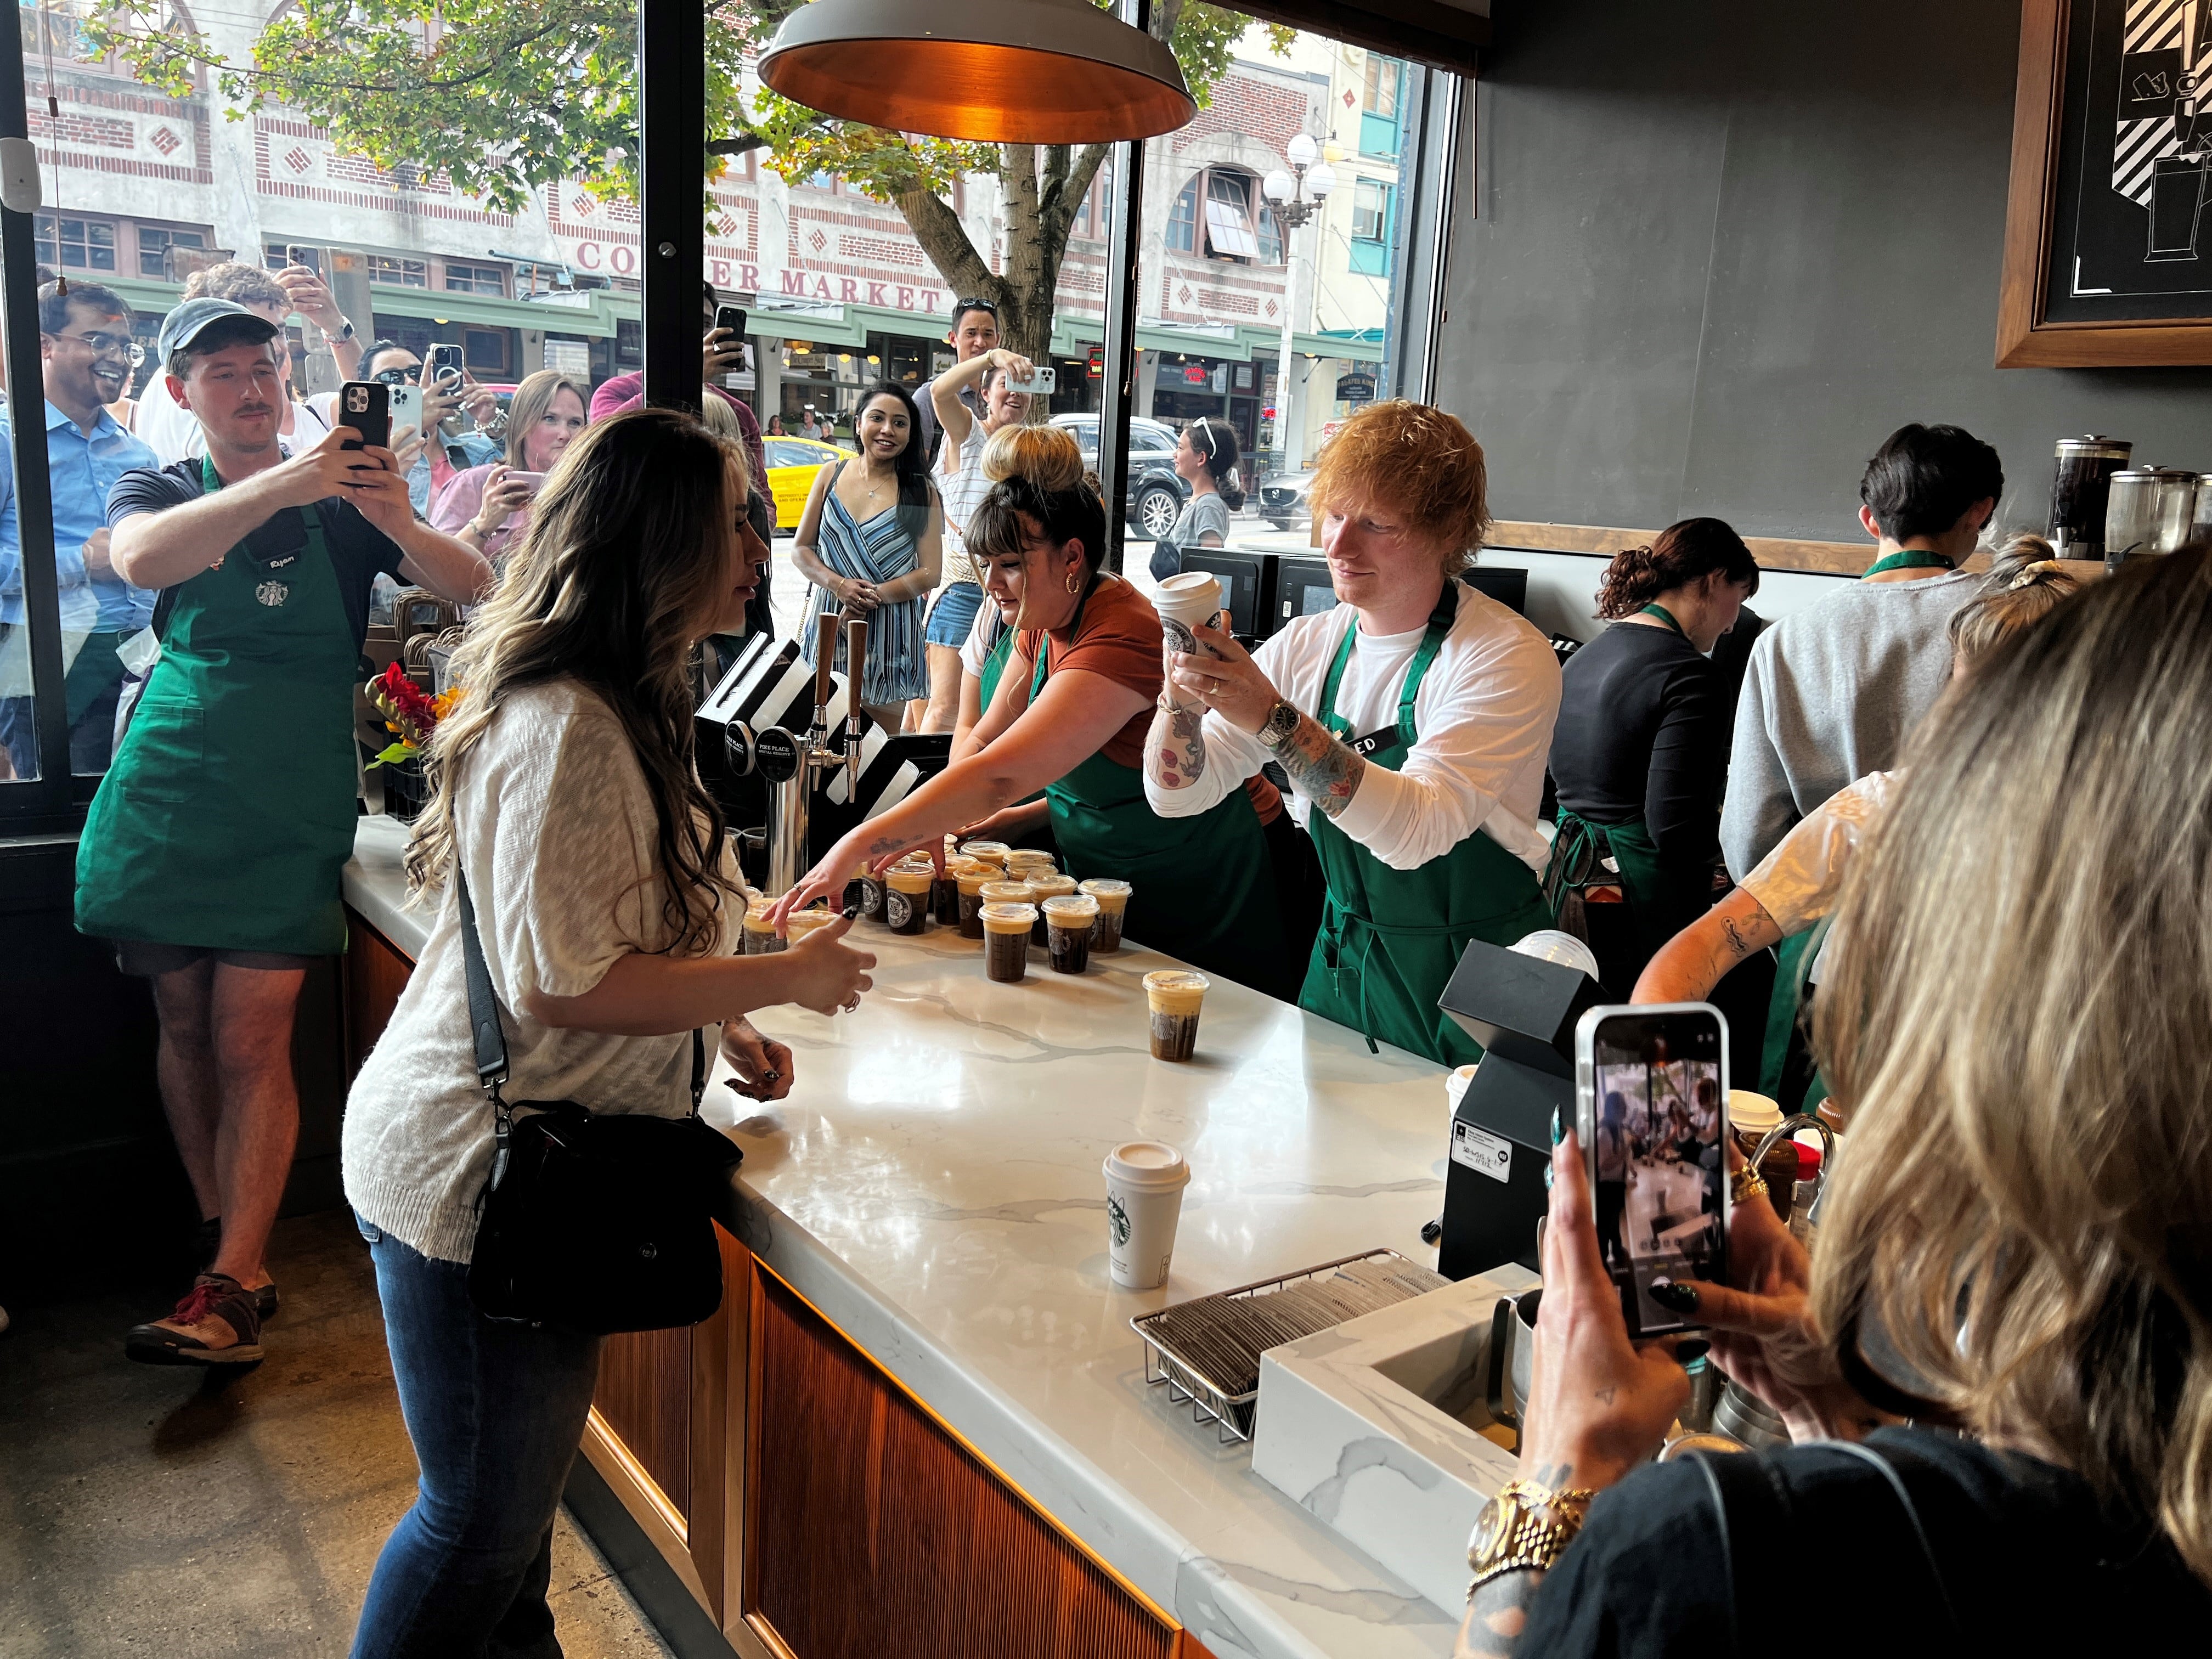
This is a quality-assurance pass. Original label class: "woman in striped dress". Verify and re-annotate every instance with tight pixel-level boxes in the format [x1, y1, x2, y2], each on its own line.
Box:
[792, 382, 944, 731]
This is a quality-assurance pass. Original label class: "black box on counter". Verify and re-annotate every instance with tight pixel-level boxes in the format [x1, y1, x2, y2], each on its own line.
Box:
[1434, 941, 1606, 1278]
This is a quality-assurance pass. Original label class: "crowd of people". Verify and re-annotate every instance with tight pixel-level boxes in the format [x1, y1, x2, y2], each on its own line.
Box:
[10, 258, 2212, 1649]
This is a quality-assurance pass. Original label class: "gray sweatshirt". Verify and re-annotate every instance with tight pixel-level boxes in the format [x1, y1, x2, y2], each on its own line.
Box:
[1719, 568, 1980, 877]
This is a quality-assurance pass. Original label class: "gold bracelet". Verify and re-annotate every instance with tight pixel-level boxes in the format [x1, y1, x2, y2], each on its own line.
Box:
[1465, 1479, 1600, 1595]
[1730, 1165, 1770, 1206]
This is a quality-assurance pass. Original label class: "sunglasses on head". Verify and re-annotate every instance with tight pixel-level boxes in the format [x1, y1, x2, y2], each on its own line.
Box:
[953, 297, 1000, 320]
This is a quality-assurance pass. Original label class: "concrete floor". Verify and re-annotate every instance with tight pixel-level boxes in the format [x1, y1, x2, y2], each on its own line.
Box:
[0, 1209, 675, 1659]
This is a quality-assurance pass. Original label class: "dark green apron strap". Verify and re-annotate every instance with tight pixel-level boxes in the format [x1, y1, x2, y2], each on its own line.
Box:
[1861, 550, 1954, 579]
[1638, 602, 1687, 636]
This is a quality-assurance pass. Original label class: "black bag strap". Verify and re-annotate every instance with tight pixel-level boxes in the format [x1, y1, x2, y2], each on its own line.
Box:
[1690, 1448, 1795, 1654]
[453, 865, 707, 1170]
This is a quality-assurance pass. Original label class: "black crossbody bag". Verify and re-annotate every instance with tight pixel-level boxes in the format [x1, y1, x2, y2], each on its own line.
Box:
[456, 869, 742, 1334]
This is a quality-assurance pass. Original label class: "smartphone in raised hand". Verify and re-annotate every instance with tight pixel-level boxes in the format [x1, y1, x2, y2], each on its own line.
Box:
[1005, 364, 1057, 395]
[1575, 1002, 1730, 1338]
[338, 380, 391, 453]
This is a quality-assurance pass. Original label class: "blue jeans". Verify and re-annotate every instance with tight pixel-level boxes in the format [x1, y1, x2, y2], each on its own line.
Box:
[352, 1218, 603, 1659]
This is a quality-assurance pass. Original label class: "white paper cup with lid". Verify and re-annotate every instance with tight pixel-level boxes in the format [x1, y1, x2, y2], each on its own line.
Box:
[1103, 1140, 1192, 1290]
[1153, 571, 1225, 654]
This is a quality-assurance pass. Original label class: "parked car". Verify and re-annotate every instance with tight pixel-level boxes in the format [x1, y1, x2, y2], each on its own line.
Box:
[762, 436, 856, 533]
[1050, 413, 1190, 539]
[1258, 467, 1316, 530]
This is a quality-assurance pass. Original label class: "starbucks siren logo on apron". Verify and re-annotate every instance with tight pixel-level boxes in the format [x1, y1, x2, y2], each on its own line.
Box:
[256, 579, 289, 607]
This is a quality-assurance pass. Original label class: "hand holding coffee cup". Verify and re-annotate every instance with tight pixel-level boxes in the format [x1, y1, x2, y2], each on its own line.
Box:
[1167, 622, 1282, 735]
[1153, 572, 1224, 675]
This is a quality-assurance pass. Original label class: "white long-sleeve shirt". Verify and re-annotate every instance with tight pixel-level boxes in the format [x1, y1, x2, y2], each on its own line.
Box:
[1145, 583, 1561, 873]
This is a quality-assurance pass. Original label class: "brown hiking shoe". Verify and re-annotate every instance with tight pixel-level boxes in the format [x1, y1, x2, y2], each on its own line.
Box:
[125, 1273, 265, 1365]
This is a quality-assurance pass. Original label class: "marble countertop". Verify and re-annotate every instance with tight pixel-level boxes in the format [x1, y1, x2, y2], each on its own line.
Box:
[345, 815, 1466, 1659]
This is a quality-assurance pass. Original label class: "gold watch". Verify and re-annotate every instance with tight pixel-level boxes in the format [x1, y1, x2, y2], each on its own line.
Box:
[1465, 1479, 1596, 1595]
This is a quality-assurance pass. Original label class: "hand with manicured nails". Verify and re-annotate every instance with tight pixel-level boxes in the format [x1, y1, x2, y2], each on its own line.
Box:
[1655, 1138, 1889, 1443]
[720, 1018, 794, 1101]
[472, 464, 533, 534]
[1517, 1130, 1694, 1497]
[779, 913, 876, 1015]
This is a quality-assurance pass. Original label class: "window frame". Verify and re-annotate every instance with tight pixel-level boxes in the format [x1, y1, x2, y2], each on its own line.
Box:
[35, 210, 120, 274]
[1167, 168, 1277, 266]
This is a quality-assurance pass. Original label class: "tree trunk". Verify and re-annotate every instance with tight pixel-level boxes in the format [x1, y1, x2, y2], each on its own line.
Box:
[893, 142, 1111, 370]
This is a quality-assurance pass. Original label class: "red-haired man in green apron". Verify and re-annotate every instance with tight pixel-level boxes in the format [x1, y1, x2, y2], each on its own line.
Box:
[1141, 400, 1561, 1067]
[79, 298, 486, 1364]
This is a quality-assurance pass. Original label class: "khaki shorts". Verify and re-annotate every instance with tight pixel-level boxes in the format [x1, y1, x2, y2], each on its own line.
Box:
[113, 939, 324, 977]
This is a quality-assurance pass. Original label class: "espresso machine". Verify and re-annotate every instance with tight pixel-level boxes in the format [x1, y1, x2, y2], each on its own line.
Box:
[696, 611, 951, 893]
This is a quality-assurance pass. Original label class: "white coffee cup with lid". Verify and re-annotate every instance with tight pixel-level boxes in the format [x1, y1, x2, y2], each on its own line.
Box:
[1102, 1140, 1192, 1290]
[1153, 571, 1226, 654]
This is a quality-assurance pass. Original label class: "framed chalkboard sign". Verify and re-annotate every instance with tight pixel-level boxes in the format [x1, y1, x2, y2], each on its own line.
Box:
[2000, 0, 2212, 364]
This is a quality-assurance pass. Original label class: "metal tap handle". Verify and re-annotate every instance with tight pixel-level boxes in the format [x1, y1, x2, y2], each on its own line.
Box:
[842, 614, 870, 793]
[812, 608, 840, 721]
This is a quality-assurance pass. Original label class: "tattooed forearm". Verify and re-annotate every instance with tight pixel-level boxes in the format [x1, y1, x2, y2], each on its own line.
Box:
[1721, 916, 1756, 959]
[1262, 708, 1364, 818]
[1144, 699, 1210, 791]
[1455, 1571, 1545, 1659]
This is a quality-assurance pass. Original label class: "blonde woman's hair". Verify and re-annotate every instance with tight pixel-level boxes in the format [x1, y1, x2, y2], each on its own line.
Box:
[980, 423, 1084, 490]
[503, 368, 590, 468]
[1948, 540, 2081, 667]
[407, 409, 748, 956]
[1813, 545, 2212, 1584]
[695, 390, 743, 441]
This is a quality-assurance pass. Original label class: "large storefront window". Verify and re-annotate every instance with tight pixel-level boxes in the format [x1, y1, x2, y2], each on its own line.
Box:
[1133, 18, 1423, 563]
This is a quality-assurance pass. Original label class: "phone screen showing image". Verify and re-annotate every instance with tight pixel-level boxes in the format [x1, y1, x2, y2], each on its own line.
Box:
[1585, 1008, 1728, 1336]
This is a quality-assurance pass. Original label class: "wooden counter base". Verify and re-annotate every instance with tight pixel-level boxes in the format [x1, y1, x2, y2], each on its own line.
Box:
[343, 906, 1215, 1659]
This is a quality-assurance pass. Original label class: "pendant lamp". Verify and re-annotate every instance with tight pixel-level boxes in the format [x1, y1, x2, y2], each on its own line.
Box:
[758, 0, 1197, 144]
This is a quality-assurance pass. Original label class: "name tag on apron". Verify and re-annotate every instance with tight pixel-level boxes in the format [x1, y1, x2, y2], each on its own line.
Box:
[1344, 724, 1400, 758]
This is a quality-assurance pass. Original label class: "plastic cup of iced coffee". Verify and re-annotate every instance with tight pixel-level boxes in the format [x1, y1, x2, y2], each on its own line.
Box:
[980, 902, 1037, 984]
[1143, 969, 1209, 1061]
[1080, 878, 1132, 951]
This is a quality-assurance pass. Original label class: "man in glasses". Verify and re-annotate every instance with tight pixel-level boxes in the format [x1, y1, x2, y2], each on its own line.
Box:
[359, 340, 502, 515]
[912, 296, 1001, 469]
[0, 280, 159, 777]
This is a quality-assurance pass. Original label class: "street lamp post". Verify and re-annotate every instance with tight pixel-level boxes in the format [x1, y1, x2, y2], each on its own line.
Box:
[1263, 132, 1335, 478]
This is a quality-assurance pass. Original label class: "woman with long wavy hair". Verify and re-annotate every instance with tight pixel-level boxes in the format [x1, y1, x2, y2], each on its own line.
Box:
[1457, 546, 2212, 1655]
[341, 409, 874, 1656]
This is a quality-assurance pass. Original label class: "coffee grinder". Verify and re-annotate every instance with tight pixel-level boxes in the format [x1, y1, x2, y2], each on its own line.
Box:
[1432, 938, 1607, 1277]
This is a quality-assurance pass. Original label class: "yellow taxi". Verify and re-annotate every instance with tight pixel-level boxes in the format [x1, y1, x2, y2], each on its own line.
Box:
[763, 436, 855, 533]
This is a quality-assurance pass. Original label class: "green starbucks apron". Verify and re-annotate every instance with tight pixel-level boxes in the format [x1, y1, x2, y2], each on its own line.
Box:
[1028, 599, 1286, 990]
[1299, 593, 1554, 1065]
[76, 459, 361, 955]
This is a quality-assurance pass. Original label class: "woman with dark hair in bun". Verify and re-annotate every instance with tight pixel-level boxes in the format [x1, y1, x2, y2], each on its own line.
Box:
[770, 425, 1290, 994]
[1547, 518, 1759, 991]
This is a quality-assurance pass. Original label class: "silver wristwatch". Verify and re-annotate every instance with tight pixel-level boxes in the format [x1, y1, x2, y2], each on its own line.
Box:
[1257, 698, 1300, 751]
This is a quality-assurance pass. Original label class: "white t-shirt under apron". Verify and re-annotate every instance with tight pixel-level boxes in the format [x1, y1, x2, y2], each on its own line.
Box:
[1144, 582, 1561, 873]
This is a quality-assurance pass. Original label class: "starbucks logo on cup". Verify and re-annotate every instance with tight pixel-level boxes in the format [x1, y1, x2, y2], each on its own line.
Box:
[886, 889, 911, 928]
[1108, 1192, 1131, 1246]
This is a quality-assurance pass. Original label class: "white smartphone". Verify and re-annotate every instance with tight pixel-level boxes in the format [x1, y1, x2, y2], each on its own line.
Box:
[1573, 1002, 1730, 1338]
[1006, 364, 1057, 394]
[386, 383, 422, 440]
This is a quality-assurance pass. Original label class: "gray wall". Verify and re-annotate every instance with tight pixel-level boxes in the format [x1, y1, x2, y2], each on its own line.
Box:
[1437, 0, 2212, 544]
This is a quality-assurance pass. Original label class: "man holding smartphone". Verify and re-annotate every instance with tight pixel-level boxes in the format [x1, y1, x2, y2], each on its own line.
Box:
[912, 296, 1002, 468]
[75, 298, 489, 1367]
